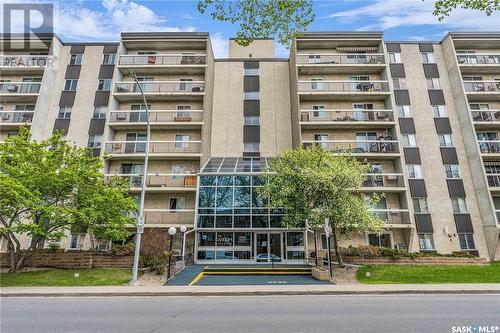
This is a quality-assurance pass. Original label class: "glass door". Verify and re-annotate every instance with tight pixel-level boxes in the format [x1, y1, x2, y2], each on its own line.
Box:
[269, 233, 282, 263]
[255, 233, 268, 262]
[255, 233, 282, 263]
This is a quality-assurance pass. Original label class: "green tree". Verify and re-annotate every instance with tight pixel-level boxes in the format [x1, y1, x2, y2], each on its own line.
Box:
[434, 0, 500, 19]
[0, 127, 137, 271]
[261, 146, 385, 267]
[197, 0, 315, 46]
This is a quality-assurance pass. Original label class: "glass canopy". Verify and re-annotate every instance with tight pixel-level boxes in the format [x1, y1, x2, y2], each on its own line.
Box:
[201, 157, 275, 174]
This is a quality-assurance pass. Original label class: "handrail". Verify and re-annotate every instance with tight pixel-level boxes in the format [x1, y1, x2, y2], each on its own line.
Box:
[105, 140, 201, 144]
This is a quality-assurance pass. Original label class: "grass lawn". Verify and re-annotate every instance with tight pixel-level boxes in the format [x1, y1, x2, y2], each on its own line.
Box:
[0, 268, 133, 287]
[356, 262, 500, 284]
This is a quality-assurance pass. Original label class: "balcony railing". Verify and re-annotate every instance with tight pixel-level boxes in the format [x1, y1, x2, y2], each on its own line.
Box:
[0, 111, 34, 123]
[362, 174, 405, 188]
[114, 81, 205, 94]
[471, 110, 500, 122]
[0, 82, 41, 94]
[1, 55, 51, 68]
[144, 209, 195, 225]
[104, 174, 197, 188]
[300, 109, 393, 122]
[495, 210, 500, 223]
[104, 140, 202, 154]
[109, 110, 203, 123]
[296, 54, 385, 65]
[486, 174, 500, 187]
[119, 54, 206, 66]
[298, 80, 390, 93]
[463, 81, 500, 93]
[303, 140, 399, 154]
[370, 209, 411, 224]
[477, 140, 500, 153]
[457, 54, 500, 65]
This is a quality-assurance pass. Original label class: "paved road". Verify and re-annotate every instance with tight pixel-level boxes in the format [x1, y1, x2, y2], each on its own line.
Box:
[1, 295, 499, 332]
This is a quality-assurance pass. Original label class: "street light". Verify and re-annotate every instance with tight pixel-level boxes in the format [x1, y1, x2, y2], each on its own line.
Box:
[324, 218, 333, 281]
[167, 226, 177, 280]
[129, 69, 151, 285]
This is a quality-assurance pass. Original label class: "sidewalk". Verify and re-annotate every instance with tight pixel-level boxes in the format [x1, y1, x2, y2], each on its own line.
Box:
[2, 284, 500, 297]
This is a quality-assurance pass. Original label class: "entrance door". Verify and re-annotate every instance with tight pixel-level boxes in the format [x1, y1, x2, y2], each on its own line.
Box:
[255, 233, 282, 263]
[255, 233, 268, 262]
[269, 233, 282, 263]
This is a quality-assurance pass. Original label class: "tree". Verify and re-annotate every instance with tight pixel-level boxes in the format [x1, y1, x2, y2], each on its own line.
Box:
[434, 0, 500, 20]
[0, 127, 137, 271]
[197, 0, 315, 46]
[261, 146, 385, 267]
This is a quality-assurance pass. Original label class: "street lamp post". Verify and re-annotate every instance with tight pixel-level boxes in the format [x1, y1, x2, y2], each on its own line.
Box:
[167, 226, 177, 280]
[129, 69, 151, 285]
[324, 218, 333, 281]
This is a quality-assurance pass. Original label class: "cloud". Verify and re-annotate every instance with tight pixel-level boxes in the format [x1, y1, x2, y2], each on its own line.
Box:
[327, 0, 500, 31]
[210, 32, 229, 58]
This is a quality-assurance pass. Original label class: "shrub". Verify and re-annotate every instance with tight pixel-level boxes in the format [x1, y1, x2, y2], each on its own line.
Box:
[109, 242, 135, 256]
[47, 243, 60, 253]
[337, 245, 475, 259]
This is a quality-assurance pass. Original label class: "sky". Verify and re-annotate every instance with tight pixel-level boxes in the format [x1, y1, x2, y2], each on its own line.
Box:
[3, 0, 500, 58]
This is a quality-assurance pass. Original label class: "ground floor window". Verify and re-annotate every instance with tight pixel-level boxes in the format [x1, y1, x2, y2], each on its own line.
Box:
[69, 233, 86, 249]
[368, 233, 391, 248]
[418, 233, 435, 250]
[458, 233, 476, 250]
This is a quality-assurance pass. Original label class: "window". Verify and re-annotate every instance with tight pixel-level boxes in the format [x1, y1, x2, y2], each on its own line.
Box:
[427, 78, 441, 90]
[310, 78, 324, 90]
[176, 105, 192, 118]
[172, 164, 187, 179]
[314, 134, 329, 148]
[64, 79, 78, 91]
[174, 134, 190, 149]
[169, 197, 185, 210]
[244, 142, 259, 152]
[451, 197, 468, 213]
[418, 234, 435, 250]
[93, 106, 107, 119]
[103, 53, 116, 65]
[179, 78, 192, 91]
[97, 79, 112, 91]
[397, 105, 412, 117]
[445, 164, 461, 179]
[407, 164, 423, 178]
[458, 233, 476, 250]
[244, 67, 259, 76]
[413, 198, 429, 213]
[312, 105, 327, 118]
[138, 50, 157, 55]
[438, 134, 453, 147]
[421, 52, 435, 63]
[308, 54, 321, 63]
[244, 116, 259, 125]
[69, 53, 83, 65]
[320, 234, 331, 250]
[69, 233, 85, 249]
[402, 134, 417, 147]
[87, 135, 102, 148]
[393, 78, 407, 90]
[58, 107, 72, 119]
[388, 52, 402, 63]
[244, 92, 259, 100]
[432, 105, 447, 118]
[368, 234, 391, 248]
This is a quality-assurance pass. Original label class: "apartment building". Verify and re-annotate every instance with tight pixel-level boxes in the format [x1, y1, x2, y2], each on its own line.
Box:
[1, 32, 499, 262]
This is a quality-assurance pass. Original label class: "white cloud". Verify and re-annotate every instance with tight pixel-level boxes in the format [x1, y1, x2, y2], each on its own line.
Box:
[210, 32, 229, 58]
[327, 0, 500, 31]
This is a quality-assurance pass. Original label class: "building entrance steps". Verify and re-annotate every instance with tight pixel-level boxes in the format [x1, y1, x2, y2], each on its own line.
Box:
[202, 264, 312, 275]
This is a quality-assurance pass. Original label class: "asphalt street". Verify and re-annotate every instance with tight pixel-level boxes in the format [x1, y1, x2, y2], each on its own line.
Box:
[1, 295, 499, 333]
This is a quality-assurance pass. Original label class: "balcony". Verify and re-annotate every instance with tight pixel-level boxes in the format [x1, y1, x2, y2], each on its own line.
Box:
[298, 80, 390, 101]
[113, 81, 205, 102]
[144, 209, 195, 227]
[463, 81, 500, 101]
[300, 109, 394, 129]
[104, 173, 197, 192]
[108, 110, 203, 130]
[370, 209, 411, 226]
[0, 82, 41, 102]
[0, 55, 50, 74]
[457, 54, 500, 74]
[0, 111, 34, 129]
[104, 140, 202, 159]
[302, 140, 399, 159]
[486, 174, 500, 193]
[296, 53, 385, 74]
[470, 109, 500, 129]
[477, 140, 500, 159]
[361, 173, 405, 192]
[118, 54, 206, 74]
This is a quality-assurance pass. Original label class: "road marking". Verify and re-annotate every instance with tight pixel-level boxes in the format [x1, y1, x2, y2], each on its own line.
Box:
[188, 272, 204, 286]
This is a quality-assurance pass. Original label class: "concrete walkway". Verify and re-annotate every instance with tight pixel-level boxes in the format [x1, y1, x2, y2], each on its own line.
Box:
[2, 283, 500, 297]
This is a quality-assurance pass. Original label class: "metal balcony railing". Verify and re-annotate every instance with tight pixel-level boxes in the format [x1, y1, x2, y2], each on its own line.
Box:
[463, 81, 500, 92]
[0, 82, 41, 94]
[300, 109, 393, 122]
[104, 140, 202, 154]
[1, 55, 51, 68]
[298, 80, 390, 93]
[457, 54, 500, 65]
[296, 53, 385, 65]
[144, 209, 195, 225]
[0, 111, 34, 123]
[104, 174, 197, 188]
[471, 110, 500, 122]
[486, 174, 500, 187]
[114, 81, 205, 94]
[109, 110, 203, 123]
[302, 140, 399, 154]
[362, 174, 405, 188]
[370, 209, 411, 224]
[119, 54, 206, 66]
[477, 140, 500, 153]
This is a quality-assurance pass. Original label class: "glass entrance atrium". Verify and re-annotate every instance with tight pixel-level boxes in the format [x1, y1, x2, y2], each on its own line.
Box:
[195, 157, 306, 264]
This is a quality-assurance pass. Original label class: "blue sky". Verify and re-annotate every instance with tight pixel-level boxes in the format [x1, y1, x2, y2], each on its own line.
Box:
[3, 0, 500, 57]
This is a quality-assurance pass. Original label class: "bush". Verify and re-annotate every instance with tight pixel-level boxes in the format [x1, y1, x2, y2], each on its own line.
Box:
[141, 250, 172, 275]
[109, 242, 135, 256]
[47, 243, 60, 253]
[338, 245, 475, 259]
